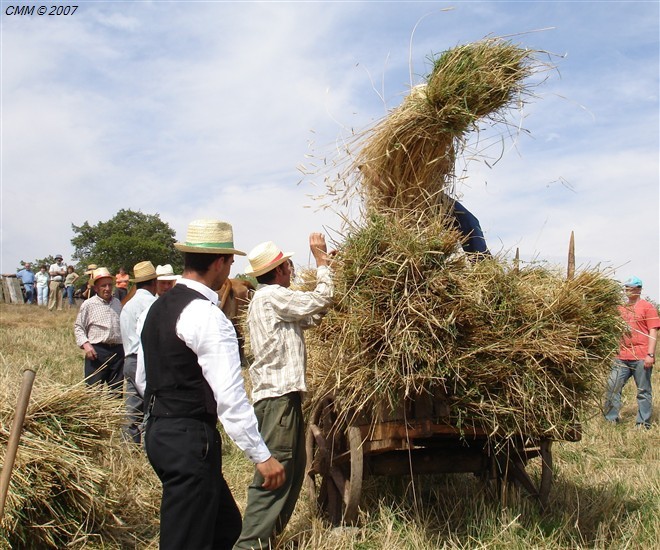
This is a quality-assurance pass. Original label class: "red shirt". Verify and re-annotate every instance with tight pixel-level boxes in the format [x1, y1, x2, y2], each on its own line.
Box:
[115, 272, 129, 290]
[617, 299, 660, 360]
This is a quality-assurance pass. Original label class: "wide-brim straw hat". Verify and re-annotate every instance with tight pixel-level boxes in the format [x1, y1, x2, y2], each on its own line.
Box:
[174, 219, 246, 255]
[84, 264, 98, 275]
[245, 241, 294, 277]
[91, 267, 113, 284]
[156, 264, 180, 281]
[130, 261, 158, 283]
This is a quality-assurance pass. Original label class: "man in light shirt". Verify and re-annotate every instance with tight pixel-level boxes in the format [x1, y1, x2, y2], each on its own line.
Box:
[48, 254, 67, 311]
[119, 261, 158, 444]
[73, 267, 124, 393]
[234, 233, 334, 550]
[136, 219, 284, 550]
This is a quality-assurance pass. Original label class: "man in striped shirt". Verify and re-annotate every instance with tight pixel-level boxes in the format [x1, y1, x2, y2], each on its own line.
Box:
[235, 233, 334, 550]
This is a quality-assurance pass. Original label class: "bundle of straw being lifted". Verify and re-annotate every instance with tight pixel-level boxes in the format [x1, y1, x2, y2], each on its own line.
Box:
[306, 38, 624, 441]
[356, 39, 537, 214]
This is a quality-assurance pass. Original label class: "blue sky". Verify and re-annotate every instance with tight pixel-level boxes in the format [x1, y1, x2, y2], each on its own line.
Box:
[2, 1, 659, 300]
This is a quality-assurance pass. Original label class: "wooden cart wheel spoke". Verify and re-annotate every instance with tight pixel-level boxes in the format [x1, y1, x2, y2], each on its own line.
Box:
[305, 396, 364, 525]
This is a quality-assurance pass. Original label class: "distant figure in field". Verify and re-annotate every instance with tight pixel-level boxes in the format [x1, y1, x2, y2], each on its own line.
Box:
[3, 263, 36, 304]
[35, 265, 50, 306]
[82, 264, 98, 300]
[64, 266, 79, 309]
[74, 267, 124, 394]
[114, 266, 130, 302]
[604, 276, 659, 428]
[48, 254, 67, 311]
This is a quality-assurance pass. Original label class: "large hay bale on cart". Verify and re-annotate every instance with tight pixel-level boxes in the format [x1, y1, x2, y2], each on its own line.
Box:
[304, 38, 625, 524]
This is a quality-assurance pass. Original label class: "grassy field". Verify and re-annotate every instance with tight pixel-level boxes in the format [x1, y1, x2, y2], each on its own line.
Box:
[0, 303, 658, 549]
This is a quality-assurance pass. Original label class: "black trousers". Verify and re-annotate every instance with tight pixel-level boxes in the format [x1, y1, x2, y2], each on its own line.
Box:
[84, 343, 124, 395]
[144, 416, 242, 550]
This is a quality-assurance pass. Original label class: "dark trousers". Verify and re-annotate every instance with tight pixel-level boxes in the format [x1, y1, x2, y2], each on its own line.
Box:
[234, 392, 305, 550]
[84, 343, 124, 395]
[145, 416, 242, 550]
[123, 354, 144, 443]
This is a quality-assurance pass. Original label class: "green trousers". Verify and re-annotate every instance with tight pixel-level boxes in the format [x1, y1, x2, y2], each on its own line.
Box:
[234, 392, 306, 550]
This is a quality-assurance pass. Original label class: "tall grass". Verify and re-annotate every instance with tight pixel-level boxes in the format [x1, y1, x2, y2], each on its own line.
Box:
[1, 304, 657, 548]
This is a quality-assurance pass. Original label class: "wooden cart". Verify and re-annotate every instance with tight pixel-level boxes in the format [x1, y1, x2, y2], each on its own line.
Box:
[305, 391, 580, 525]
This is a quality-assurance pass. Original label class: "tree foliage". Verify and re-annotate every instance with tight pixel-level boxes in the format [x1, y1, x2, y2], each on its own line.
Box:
[71, 209, 182, 275]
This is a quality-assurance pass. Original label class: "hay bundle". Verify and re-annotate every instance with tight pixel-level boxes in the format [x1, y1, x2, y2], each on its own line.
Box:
[307, 214, 624, 439]
[357, 39, 537, 213]
[0, 377, 144, 548]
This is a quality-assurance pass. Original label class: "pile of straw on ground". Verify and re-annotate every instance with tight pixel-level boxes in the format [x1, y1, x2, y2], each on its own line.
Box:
[307, 214, 624, 440]
[0, 375, 154, 548]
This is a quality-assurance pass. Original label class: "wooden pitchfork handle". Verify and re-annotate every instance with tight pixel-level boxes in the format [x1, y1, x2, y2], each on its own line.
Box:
[0, 368, 36, 521]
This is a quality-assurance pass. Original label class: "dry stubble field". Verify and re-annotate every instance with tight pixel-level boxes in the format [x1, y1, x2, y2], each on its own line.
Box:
[0, 303, 658, 549]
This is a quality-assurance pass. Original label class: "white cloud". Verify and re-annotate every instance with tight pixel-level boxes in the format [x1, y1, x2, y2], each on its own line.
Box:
[2, 1, 658, 303]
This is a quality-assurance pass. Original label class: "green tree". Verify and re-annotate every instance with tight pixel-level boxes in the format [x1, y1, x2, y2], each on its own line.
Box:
[71, 209, 182, 275]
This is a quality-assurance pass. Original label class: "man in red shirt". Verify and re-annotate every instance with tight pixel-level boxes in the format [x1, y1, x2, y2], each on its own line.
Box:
[604, 276, 659, 428]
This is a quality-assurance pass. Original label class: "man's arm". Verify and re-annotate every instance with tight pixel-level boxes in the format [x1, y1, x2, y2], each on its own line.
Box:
[644, 327, 657, 368]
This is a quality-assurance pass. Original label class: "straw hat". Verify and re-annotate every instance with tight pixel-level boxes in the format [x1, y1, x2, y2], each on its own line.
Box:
[244, 241, 294, 277]
[130, 261, 158, 283]
[84, 264, 98, 275]
[156, 264, 181, 281]
[174, 219, 246, 255]
[91, 267, 113, 284]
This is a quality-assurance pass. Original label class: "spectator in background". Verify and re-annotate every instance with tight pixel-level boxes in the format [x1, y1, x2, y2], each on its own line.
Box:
[82, 264, 98, 300]
[64, 266, 80, 309]
[115, 266, 129, 301]
[74, 267, 124, 394]
[604, 276, 659, 428]
[35, 265, 49, 306]
[155, 264, 180, 296]
[48, 254, 67, 311]
[119, 261, 158, 443]
[3, 263, 36, 304]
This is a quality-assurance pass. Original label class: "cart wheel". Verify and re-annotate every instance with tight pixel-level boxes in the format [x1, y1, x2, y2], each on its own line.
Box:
[495, 438, 554, 510]
[306, 396, 364, 525]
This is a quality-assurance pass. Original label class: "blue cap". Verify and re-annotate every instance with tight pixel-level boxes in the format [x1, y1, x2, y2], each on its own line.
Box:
[623, 276, 643, 288]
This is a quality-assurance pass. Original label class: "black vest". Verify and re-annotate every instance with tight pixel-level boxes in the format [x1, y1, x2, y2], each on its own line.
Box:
[142, 284, 217, 423]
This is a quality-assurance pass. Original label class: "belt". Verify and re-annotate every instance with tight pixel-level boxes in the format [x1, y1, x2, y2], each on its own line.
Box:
[93, 342, 123, 349]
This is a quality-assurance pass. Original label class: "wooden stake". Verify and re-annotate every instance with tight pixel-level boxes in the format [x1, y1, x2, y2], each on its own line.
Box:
[567, 231, 575, 281]
[0, 368, 37, 520]
[514, 248, 520, 273]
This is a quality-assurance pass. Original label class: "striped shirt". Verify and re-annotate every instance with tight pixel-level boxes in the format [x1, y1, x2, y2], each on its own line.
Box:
[248, 265, 333, 403]
[74, 294, 123, 347]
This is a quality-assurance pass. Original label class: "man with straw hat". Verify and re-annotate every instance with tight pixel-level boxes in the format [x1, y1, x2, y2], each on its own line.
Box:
[73, 267, 124, 394]
[119, 261, 158, 444]
[136, 219, 285, 550]
[155, 263, 181, 295]
[234, 233, 334, 550]
[604, 276, 659, 428]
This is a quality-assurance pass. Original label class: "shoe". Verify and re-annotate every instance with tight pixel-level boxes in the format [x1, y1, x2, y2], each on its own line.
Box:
[635, 423, 651, 430]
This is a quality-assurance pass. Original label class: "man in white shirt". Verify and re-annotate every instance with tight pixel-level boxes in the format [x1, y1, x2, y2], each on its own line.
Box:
[136, 219, 285, 550]
[48, 254, 67, 311]
[119, 261, 158, 444]
[234, 233, 333, 550]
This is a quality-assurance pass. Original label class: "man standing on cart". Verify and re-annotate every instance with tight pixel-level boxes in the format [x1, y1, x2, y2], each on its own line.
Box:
[234, 233, 334, 550]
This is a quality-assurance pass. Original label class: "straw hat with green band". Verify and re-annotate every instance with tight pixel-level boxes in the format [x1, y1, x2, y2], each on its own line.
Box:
[174, 219, 246, 256]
